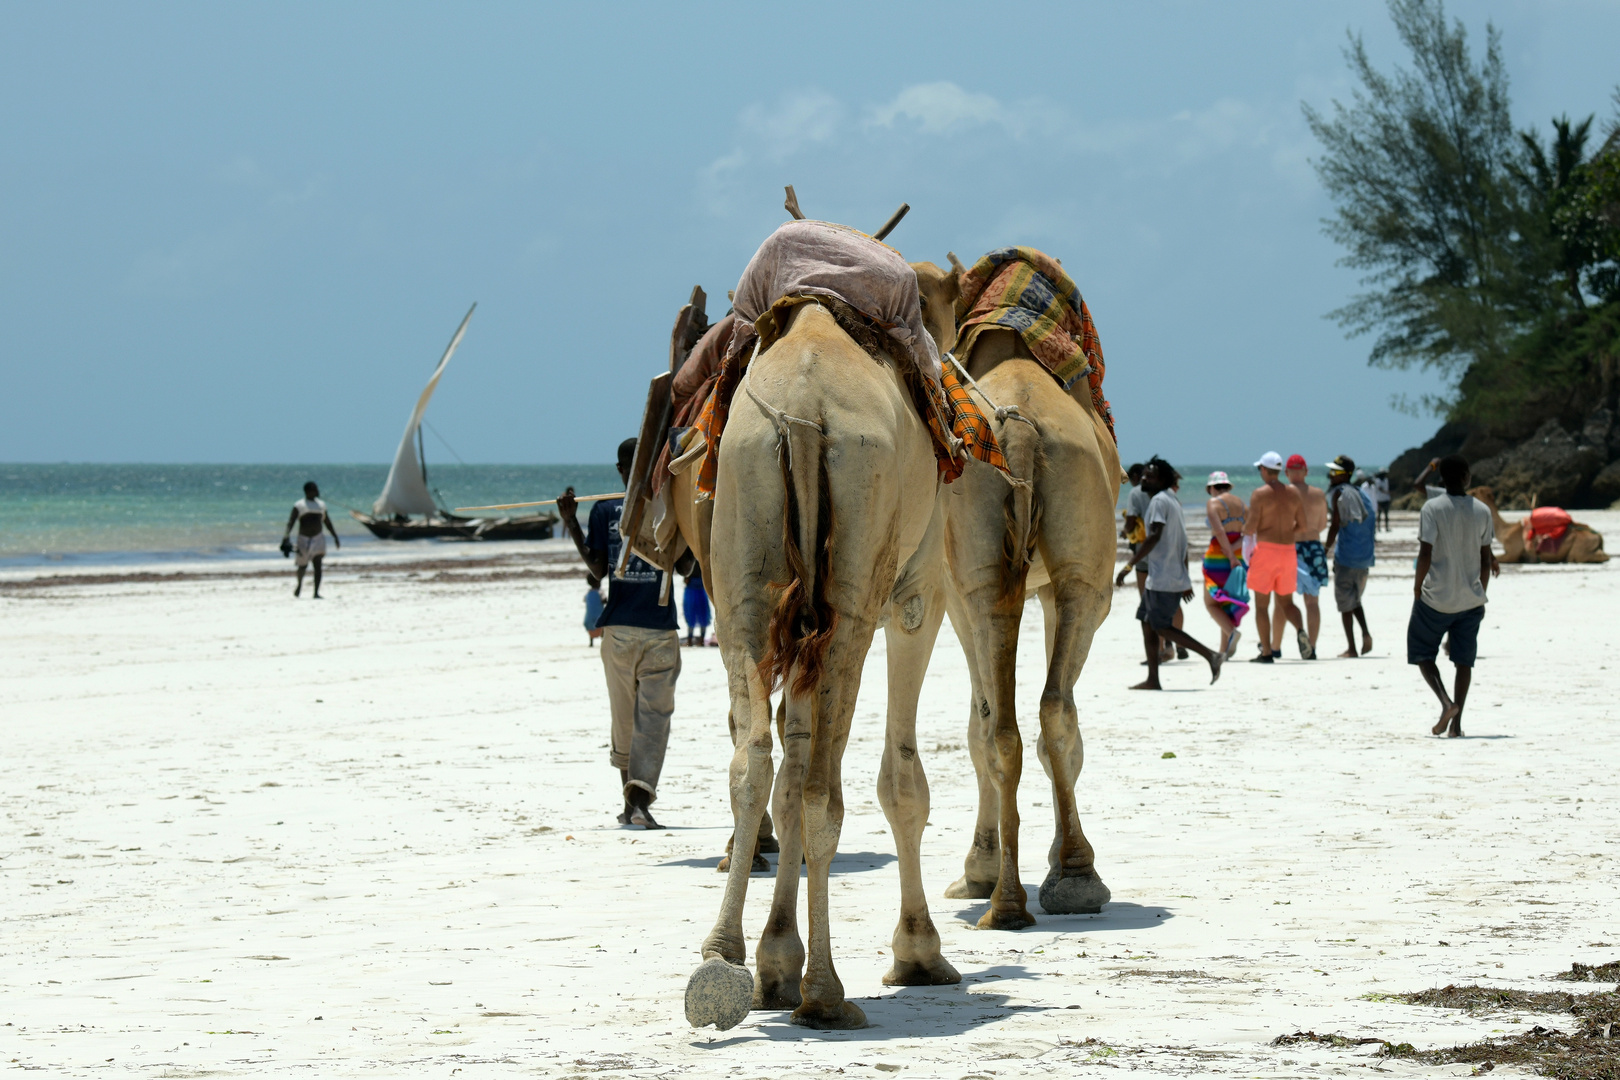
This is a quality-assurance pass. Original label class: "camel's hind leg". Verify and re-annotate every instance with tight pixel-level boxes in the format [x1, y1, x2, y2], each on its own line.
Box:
[942, 590, 1000, 900]
[754, 698, 805, 1008]
[1033, 582, 1111, 914]
[969, 597, 1036, 931]
[878, 530, 960, 986]
[685, 657, 775, 1030]
[790, 619, 874, 1030]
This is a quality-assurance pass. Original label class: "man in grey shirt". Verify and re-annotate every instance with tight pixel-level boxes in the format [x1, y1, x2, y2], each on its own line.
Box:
[1114, 458, 1224, 689]
[1407, 455, 1496, 738]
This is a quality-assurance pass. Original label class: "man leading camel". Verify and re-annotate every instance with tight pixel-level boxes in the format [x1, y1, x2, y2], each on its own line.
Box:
[1287, 453, 1328, 660]
[1243, 451, 1305, 663]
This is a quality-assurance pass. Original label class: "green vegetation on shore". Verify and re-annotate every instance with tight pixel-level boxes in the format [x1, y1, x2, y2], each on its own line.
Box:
[1306, 0, 1620, 506]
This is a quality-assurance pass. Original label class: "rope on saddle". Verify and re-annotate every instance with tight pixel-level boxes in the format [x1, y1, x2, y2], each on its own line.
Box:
[945, 352, 1038, 432]
[741, 349, 824, 476]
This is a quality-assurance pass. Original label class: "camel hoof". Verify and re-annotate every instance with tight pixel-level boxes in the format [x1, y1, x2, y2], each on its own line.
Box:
[883, 955, 961, 986]
[790, 999, 867, 1029]
[751, 853, 771, 874]
[716, 855, 729, 872]
[943, 875, 996, 900]
[1039, 870, 1111, 915]
[976, 906, 1038, 931]
[756, 834, 780, 854]
[685, 957, 754, 1031]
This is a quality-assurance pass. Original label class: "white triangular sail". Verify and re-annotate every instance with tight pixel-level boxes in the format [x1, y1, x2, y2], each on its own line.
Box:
[373, 303, 476, 518]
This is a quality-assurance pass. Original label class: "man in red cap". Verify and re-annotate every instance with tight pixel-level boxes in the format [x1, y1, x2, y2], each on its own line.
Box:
[1286, 453, 1329, 660]
[1243, 451, 1305, 662]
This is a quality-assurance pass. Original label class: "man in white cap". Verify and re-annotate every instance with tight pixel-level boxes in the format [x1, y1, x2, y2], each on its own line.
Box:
[1243, 451, 1305, 663]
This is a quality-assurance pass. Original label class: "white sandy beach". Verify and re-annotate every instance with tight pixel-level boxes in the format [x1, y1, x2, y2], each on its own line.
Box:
[3, 512, 1616, 1078]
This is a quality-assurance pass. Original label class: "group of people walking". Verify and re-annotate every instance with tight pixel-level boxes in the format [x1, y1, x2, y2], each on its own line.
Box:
[1116, 451, 1494, 738]
[1118, 453, 1378, 685]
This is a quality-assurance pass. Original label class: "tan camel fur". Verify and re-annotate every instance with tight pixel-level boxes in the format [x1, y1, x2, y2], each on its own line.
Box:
[687, 266, 963, 1031]
[931, 317, 1119, 929]
[1470, 485, 1609, 564]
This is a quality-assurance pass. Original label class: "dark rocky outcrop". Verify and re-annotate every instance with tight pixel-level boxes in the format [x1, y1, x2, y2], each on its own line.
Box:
[1389, 408, 1620, 510]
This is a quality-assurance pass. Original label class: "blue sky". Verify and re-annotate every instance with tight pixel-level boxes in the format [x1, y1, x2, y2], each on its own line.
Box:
[3, 1, 1617, 468]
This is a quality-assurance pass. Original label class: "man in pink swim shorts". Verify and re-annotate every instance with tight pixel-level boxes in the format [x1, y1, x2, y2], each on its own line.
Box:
[1242, 451, 1305, 663]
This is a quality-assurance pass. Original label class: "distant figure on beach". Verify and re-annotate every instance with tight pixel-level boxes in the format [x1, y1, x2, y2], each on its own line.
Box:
[1243, 452, 1305, 663]
[1374, 470, 1392, 531]
[282, 481, 340, 599]
[583, 573, 605, 646]
[1324, 455, 1376, 657]
[682, 568, 710, 647]
[1122, 462, 1148, 598]
[557, 438, 683, 829]
[1408, 455, 1495, 738]
[1201, 470, 1249, 659]
[1113, 458, 1224, 689]
[1287, 453, 1328, 660]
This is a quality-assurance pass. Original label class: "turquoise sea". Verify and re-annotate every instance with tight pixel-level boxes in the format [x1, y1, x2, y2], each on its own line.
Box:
[0, 461, 1300, 563]
[0, 464, 622, 563]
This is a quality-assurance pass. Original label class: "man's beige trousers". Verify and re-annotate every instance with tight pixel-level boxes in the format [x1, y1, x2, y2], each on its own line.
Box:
[599, 625, 681, 802]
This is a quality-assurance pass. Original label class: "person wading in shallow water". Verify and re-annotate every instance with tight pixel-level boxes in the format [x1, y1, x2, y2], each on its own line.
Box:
[557, 438, 692, 828]
[1408, 455, 1496, 738]
[282, 481, 340, 598]
[1113, 458, 1224, 690]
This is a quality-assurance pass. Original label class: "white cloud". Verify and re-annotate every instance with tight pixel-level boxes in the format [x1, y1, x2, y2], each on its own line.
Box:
[737, 90, 843, 161]
[866, 82, 1006, 133]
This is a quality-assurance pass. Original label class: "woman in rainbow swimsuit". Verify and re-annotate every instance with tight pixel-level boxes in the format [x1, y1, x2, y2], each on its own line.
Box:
[1202, 470, 1250, 658]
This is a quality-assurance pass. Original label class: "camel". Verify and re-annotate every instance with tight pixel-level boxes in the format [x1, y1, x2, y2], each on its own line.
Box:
[684, 254, 965, 1031]
[1469, 486, 1609, 564]
[930, 257, 1119, 929]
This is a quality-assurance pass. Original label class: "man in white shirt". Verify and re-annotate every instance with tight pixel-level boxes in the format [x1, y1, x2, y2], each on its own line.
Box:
[1113, 459, 1224, 689]
[1407, 456, 1496, 737]
[282, 481, 340, 598]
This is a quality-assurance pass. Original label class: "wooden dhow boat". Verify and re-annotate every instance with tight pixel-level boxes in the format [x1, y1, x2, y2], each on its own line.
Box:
[349, 304, 558, 542]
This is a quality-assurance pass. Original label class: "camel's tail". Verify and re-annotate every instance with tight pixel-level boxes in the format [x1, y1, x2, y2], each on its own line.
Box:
[761, 427, 836, 697]
[997, 415, 1044, 606]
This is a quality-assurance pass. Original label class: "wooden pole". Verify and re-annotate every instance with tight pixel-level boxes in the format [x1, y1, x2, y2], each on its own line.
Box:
[784, 185, 806, 220]
[452, 492, 624, 512]
[872, 202, 909, 241]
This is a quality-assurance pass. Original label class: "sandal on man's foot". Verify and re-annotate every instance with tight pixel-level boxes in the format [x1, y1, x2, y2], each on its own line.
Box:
[1249, 651, 1274, 664]
[1296, 628, 1314, 660]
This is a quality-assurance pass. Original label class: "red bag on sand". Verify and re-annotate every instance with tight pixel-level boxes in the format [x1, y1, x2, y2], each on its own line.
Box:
[1524, 506, 1572, 553]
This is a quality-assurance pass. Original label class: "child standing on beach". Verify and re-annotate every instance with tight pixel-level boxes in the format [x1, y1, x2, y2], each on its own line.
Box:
[1408, 455, 1495, 738]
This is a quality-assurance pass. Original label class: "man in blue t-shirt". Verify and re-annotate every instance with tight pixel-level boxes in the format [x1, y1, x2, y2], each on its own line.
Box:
[558, 438, 683, 828]
[1323, 454, 1377, 658]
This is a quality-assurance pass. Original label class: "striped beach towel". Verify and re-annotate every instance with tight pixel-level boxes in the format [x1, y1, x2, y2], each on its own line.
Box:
[954, 247, 1115, 442]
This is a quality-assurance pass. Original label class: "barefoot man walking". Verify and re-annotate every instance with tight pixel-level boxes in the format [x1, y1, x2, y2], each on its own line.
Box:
[1243, 452, 1304, 663]
[1113, 459, 1224, 689]
[282, 481, 340, 599]
[1287, 453, 1329, 660]
[1324, 454, 1376, 657]
[1408, 455, 1495, 737]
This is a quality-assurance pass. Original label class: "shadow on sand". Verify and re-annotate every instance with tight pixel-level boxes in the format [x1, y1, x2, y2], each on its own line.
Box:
[660, 851, 898, 875]
[690, 963, 1061, 1046]
[950, 898, 1173, 932]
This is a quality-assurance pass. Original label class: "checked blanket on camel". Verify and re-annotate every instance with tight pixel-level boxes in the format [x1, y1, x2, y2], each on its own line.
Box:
[954, 246, 1116, 442]
[692, 219, 1008, 498]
